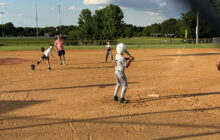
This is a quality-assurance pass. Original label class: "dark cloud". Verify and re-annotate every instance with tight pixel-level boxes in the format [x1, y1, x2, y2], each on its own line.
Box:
[183, 0, 220, 35]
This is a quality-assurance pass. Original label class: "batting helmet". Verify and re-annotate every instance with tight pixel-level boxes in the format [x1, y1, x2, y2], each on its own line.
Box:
[116, 43, 126, 54]
[41, 47, 45, 52]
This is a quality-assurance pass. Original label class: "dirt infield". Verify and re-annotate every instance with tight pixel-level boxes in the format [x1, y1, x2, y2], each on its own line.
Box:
[0, 48, 220, 139]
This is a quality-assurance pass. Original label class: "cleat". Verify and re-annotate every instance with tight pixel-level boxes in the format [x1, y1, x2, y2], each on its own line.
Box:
[48, 67, 51, 70]
[119, 98, 128, 103]
[113, 96, 118, 101]
[37, 61, 40, 65]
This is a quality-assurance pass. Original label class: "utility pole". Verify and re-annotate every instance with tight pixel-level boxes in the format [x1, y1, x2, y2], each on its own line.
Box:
[58, 0, 62, 36]
[0, 12, 4, 37]
[196, 10, 199, 44]
[35, 0, 39, 38]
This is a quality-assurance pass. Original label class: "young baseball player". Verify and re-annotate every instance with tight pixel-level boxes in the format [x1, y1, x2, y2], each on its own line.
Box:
[105, 41, 113, 63]
[37, 44, 54, 70]
[54, 35, 66, 65]
[113, 43, 134, 103]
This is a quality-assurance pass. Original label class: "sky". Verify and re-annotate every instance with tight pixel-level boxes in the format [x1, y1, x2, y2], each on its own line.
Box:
[0, 0, 191, 27]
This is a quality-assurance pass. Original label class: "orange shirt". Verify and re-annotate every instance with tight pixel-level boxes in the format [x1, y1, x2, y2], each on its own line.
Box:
[55, 39, 64, 50]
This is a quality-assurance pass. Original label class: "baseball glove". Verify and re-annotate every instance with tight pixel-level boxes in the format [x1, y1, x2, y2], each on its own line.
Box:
[41, 47, 45, 52]
[107, 48, 112, 51]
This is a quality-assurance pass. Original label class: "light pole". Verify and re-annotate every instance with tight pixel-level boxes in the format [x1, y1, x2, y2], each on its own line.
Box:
[58, 0, 62, 36]
[0, 12, 4, 37]
[35, 0, 39, 38]
[196, 10, 199, 44]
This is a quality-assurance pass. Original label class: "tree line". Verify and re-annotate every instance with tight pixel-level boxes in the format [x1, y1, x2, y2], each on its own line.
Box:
[0, 1, 219, 39]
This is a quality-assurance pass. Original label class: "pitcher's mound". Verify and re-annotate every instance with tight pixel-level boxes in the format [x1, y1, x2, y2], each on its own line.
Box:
[0, 58, 28, 64]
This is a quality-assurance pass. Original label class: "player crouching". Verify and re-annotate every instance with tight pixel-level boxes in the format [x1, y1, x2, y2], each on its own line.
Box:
[37, 44, 54, 70]
[113, 43, 134, 103]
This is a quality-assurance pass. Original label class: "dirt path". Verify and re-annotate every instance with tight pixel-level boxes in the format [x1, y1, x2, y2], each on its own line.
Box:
[0, 48, 220, 139]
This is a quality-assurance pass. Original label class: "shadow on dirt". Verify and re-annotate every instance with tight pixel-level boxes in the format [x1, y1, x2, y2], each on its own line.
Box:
[64, 66, 114, 70]
[130, 91, 220, 103]
[161, 53, 220, 57]
[0, 106, 220, 138]
[135, 59, 175, 62]
[71, 62, 112, 64]
[0, 82, 139, 94]
[0, 100, 51, 114]
[156, 130, 220, 140]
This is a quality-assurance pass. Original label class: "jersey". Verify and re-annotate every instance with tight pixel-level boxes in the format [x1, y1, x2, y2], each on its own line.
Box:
[55, 39, 64, 50]
[115, 54, 127, 71]
[105, 45, 112, 51]
[44, 48, 52, 57]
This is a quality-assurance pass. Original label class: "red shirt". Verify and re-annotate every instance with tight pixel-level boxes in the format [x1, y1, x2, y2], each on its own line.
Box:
[55, 39, 64, 51]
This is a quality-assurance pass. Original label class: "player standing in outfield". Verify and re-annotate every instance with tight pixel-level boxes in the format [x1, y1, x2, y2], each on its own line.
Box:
[113, 43, 134, 103]
[105, 41, 113, 63]
[54, 35, 66, 65]
[37, 44, 54, 70]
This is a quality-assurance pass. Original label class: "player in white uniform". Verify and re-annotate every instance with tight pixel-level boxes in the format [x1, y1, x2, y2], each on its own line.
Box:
[37, 44, 54, 70]
[105, 41, 113, 63]
[113, 43, 134, 103]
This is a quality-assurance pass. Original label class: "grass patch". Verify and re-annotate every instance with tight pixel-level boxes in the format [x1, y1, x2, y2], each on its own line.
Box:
[0, 37, 218, 51]
[118, 37, 183, 44]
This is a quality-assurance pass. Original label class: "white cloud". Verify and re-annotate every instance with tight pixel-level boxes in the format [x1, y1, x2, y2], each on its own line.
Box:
[68, 5, 77, 11]
[145, 11, 165, 22]
[152, 16, 164, 21]
[0, 2, 8, 7]
[84, 0, 112, 5]
[145, 11, 160, 16]
[159, 2, 167, 7]
[16, 14, 24, 17]
[98, 6, 105, 9]
[120, 6, 127, 10]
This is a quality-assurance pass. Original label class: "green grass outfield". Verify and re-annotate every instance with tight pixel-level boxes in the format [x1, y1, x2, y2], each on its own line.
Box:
[0, 37, 218, 51]
[0, 44, 218, 51]
[118, 37, 183, 44]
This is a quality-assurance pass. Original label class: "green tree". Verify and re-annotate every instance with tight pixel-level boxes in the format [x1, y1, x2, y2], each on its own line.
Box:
[4, 22, 16, 36]
[214, 0, 220, 10]
[16, 27, 24, 36]
[93, 9, 104, 40]
[180, 9, 215, 38]
[44, 27, 56, 37]
[102, 4, 124, 40]
[23, 27, 35, 36]
[121, 24, 133, 38]
[142, 26, 151, 36]
[67, 28, 80, 40]
[78, 9, 93, 40]
[161, 18, 178, 36]
[150, 23, 161, 35]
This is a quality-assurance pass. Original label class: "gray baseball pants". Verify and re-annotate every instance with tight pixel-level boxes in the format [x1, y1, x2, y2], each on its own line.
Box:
[114, 70, 128, 98]
[106, 51, 113, 62]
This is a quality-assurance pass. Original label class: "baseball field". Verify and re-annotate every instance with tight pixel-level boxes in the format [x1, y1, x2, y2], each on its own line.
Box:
[1, 44, 220, 139]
